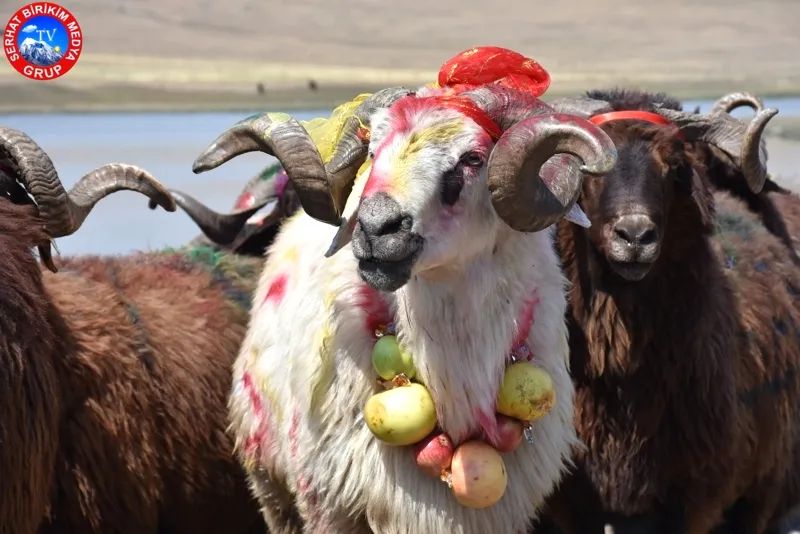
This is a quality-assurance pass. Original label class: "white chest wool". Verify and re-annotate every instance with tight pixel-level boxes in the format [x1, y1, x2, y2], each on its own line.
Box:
[228, 212, 577, 534]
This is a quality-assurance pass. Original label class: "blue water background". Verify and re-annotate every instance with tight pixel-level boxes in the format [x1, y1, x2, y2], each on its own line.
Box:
[0, 97, 798, 256]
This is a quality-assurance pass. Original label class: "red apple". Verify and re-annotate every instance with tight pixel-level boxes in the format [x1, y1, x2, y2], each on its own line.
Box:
[413, 431, 454, 478]
[494, 414, 525, 453]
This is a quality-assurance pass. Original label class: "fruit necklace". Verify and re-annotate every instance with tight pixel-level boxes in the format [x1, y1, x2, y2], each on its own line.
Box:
[363, 321, 556, 509]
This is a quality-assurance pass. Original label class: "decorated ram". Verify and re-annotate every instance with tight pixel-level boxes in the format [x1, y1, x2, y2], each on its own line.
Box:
[0, 127, 266, 534]
[192, 48, 619, 534]
[532, 89, 800, 534]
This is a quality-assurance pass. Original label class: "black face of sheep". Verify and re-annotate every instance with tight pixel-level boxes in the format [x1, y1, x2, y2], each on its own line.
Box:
[549, 88, 795, 263]
[578, 122, 698, 282]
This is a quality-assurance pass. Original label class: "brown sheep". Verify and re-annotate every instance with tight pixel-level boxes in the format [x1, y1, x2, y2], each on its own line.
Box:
[0, 126, 266, 534]
[533, 92, 800, 534]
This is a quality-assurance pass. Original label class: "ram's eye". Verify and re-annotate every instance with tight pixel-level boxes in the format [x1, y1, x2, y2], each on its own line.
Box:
[440, 169, 464, 207]
[460, 152, 484, 168]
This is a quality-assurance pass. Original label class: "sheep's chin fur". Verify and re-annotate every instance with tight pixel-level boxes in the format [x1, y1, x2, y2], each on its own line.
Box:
[229, 208, 577, 533]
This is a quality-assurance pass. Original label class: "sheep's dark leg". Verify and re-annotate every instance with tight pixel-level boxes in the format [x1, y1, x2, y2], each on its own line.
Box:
[531, 517, 564, 534]
[661, 490, 688, 534]
[712, 492, 783, 534]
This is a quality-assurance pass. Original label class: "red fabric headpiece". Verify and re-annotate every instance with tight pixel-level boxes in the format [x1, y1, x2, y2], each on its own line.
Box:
[437, 46, 551, 98]
[394, 46, 552, 141]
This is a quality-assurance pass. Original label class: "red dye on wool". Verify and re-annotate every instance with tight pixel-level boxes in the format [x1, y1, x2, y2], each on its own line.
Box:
[354, 285, 392, 337]
[242, 371, 269, 454]
[261, 273, 288, 307]
[512, 292, 540, 351]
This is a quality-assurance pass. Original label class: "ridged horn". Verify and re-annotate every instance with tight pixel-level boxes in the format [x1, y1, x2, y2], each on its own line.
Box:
[193, 89, 413, 228]
[654, 105, 777, 193]
[546, 96, 613, 119]
[325, 87, 415, 177]
[156, 189, 268, 245]
[709, 92, 765, 116]
[192, 112, 342, 224]
[0, 127, 176, 238]
[464, 86, 618, 232]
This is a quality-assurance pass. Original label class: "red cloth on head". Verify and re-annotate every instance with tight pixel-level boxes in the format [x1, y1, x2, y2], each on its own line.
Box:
[421, 46, 551, 138]
[437, 46, 551, 98]
[391, 46, 552, 141]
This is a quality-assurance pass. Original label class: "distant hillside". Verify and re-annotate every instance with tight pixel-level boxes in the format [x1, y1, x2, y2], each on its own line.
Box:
[0, 0, 798, 111]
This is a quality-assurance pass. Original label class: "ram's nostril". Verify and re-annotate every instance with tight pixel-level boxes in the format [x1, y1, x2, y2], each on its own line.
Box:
[358, 192, 408, 237]
[380, 217, 403, 236]
[612, 214, 657, 247]
[613, 227, 629, 244]
[638, 228, 656, 245]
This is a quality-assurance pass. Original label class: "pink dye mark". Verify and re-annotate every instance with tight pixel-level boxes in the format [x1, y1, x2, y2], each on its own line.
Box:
[274, 169, 290, 197]
[297, 473, 325, 532]
[259, 273, 288, 309]
[289, 408, 300, 459]
[242, 371, 269, 456]
[354, 284, 393, 337]
[361, 170, 388, 198]
[476, 408, 500, 447]
[234, 191, 256, 210]
[511, 292, 540, 354]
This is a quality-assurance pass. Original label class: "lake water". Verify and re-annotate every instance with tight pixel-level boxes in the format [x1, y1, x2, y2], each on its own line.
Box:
[1, 96, 799, 256]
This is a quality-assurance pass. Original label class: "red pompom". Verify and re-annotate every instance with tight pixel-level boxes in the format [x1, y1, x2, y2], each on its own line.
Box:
[437, 46, 551, 98]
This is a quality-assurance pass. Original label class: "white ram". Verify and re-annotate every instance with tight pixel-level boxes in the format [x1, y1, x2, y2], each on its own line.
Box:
[192, 85, 618, 534]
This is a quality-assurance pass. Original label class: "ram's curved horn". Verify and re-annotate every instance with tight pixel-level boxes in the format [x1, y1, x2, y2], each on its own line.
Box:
[0, 127, 176, 239]
[487, 113, 617, 232]
[546, 96, 613, 119]
[709, 92, 765, 116]
[325, 87, 415, 177]
[192, 113, 343, 225]
[655, 105, 777, 193]
[464, 86, 617, 232]
[0, 127, 175, 272]
[155, 189, 268, 246]
[192, 89, 413, 227]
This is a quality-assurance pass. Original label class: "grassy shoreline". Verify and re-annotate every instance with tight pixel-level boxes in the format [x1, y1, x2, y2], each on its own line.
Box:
[1, 54, 799, 115]
[2, 83, 799, 115]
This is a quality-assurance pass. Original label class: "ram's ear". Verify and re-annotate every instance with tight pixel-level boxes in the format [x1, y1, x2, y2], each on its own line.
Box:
[679, 163, 714, 232]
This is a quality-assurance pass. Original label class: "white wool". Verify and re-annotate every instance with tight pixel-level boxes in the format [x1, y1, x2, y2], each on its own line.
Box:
[229, 105, 578, 534]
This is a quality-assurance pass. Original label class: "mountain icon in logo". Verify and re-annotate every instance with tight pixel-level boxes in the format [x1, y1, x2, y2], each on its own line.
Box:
[19, 36, 63, 67]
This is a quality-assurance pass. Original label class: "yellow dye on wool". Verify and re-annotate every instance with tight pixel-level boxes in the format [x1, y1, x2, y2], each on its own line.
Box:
[310, 319, 336, 412]
[241, 455, 257, 473]
[255, 371, 284, 425]
[385, 120, 465, 197]
[246, 345, 259, 367]
[276, 245, 300, 265]
[300, 94, 371, 163]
